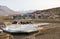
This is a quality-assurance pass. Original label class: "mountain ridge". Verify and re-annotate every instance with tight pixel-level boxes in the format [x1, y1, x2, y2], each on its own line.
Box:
[0, 5, 19, 16]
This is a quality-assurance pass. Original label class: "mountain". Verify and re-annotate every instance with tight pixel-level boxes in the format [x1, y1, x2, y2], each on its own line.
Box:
[22, 7, 60, 20]
[0, 5, 19, 16]
[32, 7, 60, 15]
[19, 10, 36, 14]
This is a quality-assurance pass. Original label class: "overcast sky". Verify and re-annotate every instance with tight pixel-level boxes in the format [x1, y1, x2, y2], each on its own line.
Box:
[0, 0, 60, 11]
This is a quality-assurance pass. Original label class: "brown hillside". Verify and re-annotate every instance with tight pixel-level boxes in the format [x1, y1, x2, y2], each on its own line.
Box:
[0, 5, 19, 16]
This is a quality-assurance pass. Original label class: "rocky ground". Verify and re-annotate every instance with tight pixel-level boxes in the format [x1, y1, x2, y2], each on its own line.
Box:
[9, 23, 60, 39]
[0, 23, 60, 39]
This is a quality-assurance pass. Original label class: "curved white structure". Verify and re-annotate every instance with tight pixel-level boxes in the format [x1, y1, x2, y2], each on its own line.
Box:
[2, 23, 49, 33]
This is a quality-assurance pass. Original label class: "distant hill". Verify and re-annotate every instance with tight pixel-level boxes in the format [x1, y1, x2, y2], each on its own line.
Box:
[32, 7, 60, 15]
[0, 5, 19, 16]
